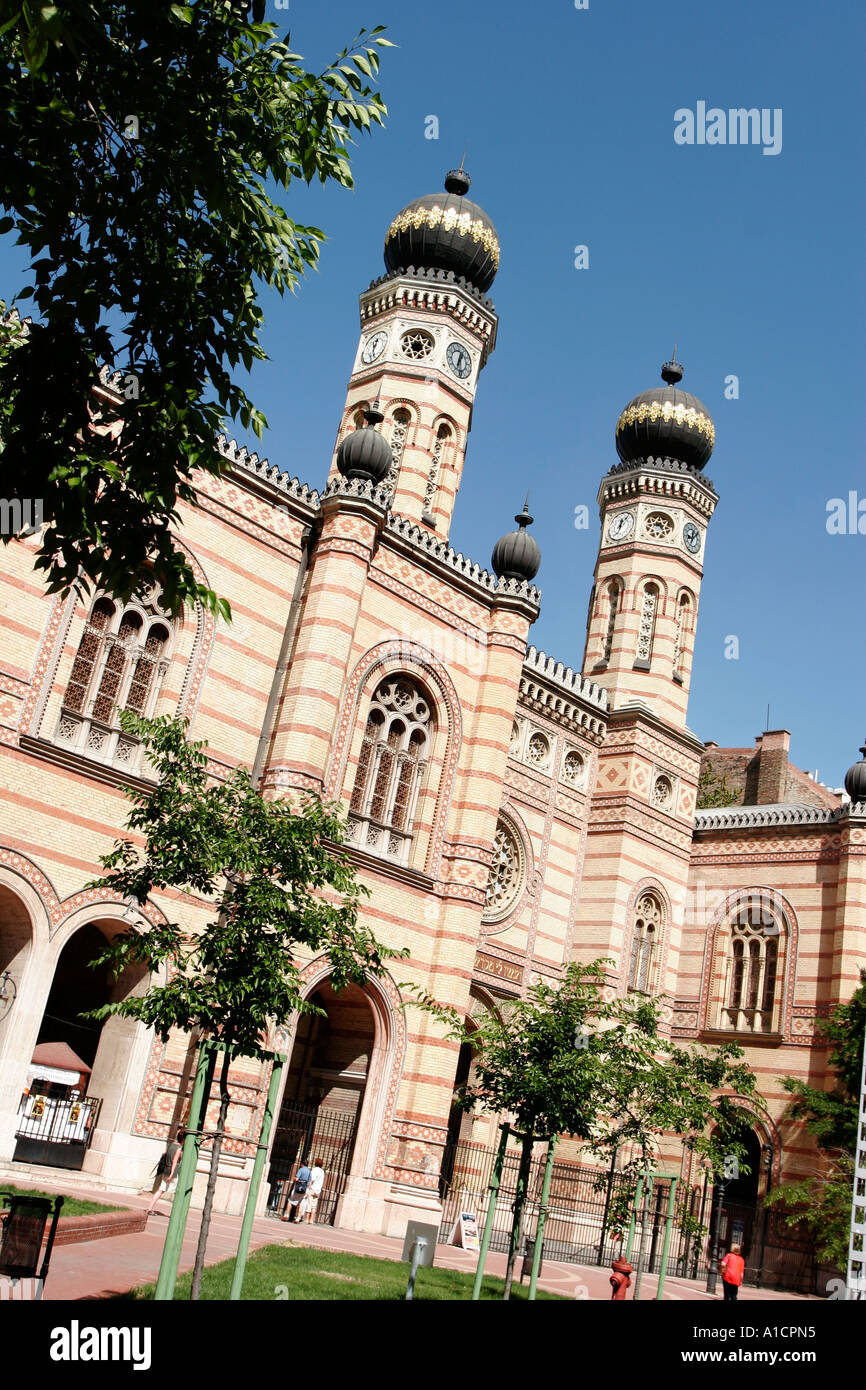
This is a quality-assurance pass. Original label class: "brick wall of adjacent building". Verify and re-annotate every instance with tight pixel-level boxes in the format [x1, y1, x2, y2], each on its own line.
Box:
[700, 734, 842, 810]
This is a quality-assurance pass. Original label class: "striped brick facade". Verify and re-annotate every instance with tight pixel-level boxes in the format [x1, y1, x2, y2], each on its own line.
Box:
[1, 223, 862, 1243]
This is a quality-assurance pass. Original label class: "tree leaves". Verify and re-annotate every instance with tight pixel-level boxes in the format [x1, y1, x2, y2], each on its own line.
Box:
[0, 3, 391, 615]
[413, 961, 760, 1236]
[764, 973, 866, 1266]
[85, 712, 404, 1059]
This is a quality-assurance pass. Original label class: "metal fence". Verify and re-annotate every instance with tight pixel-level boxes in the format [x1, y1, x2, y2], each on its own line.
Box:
[437, 1139, 820, 1295]
[265, 1102, 358, 1227]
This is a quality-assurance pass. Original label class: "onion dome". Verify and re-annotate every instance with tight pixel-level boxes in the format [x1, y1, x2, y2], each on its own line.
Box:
[491, 497, 541, 583]
[383, 167, 500, 294]
[336, 403, 393, 484]
[844, 740, 866, 802]
[615, 358, 715, 471]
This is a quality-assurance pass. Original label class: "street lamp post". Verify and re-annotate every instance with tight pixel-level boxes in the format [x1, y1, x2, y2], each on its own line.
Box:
[755, 1143, 774, 1288]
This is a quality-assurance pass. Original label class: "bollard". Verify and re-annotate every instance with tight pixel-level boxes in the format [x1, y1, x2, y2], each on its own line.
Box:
[405, 1237, 427, 1300]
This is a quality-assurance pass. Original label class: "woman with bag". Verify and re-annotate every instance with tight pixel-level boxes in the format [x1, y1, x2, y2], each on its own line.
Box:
[280, 1160, 312, 1222]
[146, 1129, 184, 1216]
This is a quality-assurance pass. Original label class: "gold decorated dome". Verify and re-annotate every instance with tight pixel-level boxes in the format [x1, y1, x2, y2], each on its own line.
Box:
[615, 360, 715, 470]
[383, 168, 499, 294]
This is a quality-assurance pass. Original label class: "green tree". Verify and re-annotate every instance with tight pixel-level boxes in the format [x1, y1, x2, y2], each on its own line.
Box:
[0, 1, 392, 616]
[420, 962, 758, 1298]
[765, 975, 866, 1268]
[696, 759, 739, 809]
[87, 711, 404, 1299]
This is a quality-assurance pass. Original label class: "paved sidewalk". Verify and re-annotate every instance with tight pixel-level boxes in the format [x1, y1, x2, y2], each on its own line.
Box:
[6, 1175, 816, 1302]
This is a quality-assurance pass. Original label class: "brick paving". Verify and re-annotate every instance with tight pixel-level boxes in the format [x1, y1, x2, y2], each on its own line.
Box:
[5, 1174, 816, 1302]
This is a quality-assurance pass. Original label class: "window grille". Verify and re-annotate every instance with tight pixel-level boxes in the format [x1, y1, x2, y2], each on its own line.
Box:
[673, 594, 690, 678]
[482, 818, 524, 923]
[636, 584, 658, 663]
[602, 582, 621, 664]
[382, 408, 411, 500]
[55, 582, 175, 770]
[628, 892, 663, 994]
[423, 424, 450, 515]
[721, 901, 782, 1033]
[346, 679, 432, 865]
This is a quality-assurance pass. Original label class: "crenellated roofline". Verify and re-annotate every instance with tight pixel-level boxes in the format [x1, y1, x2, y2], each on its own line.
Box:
[692, 800, 866, 831]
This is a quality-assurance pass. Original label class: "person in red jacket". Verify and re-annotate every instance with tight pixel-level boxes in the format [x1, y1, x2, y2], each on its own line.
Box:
[610, 1257, 633, 1300]
[720, 1243, 745, 1300]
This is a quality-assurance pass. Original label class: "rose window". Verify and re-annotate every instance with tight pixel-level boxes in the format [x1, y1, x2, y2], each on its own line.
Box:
[527, 732, 550, 766]
[482, 818, 524, 922]
[652, 774, 673, 809]
[643, 512, 674, 540]
[400, 329, 435, 361]
[562, 750, 585, 785]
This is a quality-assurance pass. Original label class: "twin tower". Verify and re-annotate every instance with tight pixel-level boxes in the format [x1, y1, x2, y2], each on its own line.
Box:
[331, 167, 719, 733]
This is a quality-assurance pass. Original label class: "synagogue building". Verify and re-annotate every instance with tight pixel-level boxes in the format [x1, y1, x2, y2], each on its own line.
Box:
[1, 169, 863, 1291]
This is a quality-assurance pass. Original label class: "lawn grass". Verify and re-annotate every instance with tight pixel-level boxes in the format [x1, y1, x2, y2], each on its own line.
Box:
[122, 1242, 568, 1301]
[0, 1184, 125, 1218]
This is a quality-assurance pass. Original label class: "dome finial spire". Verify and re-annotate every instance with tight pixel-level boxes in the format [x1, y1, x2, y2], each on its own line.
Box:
[491, 495, 540, 582]
[444, 163, 471, 196]
[661, 351, 684, 386]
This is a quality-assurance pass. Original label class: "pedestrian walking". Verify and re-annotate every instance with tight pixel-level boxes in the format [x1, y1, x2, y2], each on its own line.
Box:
[281, 1159, 312, 1222]
[146, 1129, 184, 1216]
[720, 1243, 745, 1301]
[299, 1159, 325, 1223]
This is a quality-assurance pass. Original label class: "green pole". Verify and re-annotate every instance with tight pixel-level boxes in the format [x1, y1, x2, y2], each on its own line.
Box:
[229, 1053, 286, 1301]
[624, 1175, 644, 1263]
[528, 1135, 557, 1301]
[655, 1177, 678, 1302]
[633, 1175, 653, 1302]
[471, 1123, 509, 1301]
[504, 1131, 534, 1300]
[153, 1039, 215, 1301]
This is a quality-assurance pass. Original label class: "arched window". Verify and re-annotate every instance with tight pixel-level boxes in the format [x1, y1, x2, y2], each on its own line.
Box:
[63, 597, 115, 714]
[720, 897, 783, 1033]
[673, 593, 691, 680]
[635, 583, 658, 666]
[628, 892, 663, 994]
[56, 581, 175, 767]
[602, 580, 621, 665]
[347, 678, 432, 864]
[382, 408, 411, 500]
[423, 424, 451, 517]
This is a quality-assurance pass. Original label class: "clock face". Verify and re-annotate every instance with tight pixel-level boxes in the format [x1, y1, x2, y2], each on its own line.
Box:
[683, 522, 702, 554]
[607, 511, 635, 543]
[361, 331, 387, 365]
[446, 341, 472, 379]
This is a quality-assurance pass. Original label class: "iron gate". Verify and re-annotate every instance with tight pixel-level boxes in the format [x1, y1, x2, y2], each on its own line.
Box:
[266, 1102, 357, 1227]
[13, 1092, 102, 1170]
[437, 1139, 820, 1295]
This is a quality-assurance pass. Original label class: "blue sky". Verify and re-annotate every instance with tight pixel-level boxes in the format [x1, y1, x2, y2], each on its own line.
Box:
[3, 0, 865, 786]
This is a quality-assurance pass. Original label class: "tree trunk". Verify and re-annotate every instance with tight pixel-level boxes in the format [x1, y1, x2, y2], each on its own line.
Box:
[503, 1131, 534, 1300]
[189, 1041, 232, 1300]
